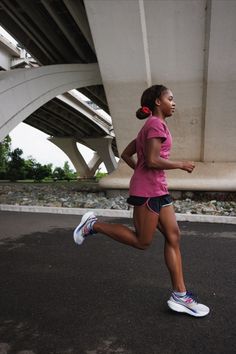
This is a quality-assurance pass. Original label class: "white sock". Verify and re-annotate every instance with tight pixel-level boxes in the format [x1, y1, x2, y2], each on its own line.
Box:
[89, 219, 97, 233]
[173, 290, 187, 297]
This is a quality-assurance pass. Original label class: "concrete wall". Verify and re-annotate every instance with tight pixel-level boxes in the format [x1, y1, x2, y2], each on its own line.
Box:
[85, 0, 236, 161]
[85, 0, 236, 190]
[85, 0, 206, 158]
[203, 0, 236, 162]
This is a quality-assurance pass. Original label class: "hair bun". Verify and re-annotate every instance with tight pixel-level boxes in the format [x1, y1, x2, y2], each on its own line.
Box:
[136, 106, 152, 120]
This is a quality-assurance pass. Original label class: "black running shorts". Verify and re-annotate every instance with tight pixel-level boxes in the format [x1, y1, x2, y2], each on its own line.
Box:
[127, 194, 173, 215]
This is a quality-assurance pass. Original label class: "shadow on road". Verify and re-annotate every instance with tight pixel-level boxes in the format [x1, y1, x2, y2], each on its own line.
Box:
[0, 213, 235, 353]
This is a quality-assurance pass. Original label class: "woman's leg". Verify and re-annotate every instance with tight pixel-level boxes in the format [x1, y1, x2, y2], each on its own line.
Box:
[158, 205, 186, 292]
[93, 205, 158, 250]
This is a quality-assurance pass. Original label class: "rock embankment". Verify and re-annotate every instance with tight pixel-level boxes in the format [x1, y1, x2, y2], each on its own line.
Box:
[0, 182, 236, 216]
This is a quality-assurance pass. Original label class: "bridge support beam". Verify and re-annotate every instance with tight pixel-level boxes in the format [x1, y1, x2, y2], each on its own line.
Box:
[0, 63, 102, 141]
[84, 136, 117, 174]
[49, 137, 102, 178]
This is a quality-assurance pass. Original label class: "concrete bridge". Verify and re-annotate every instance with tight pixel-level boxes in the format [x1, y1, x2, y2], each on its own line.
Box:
[0, 31, 117, 176]
[0, 0, 236, 190]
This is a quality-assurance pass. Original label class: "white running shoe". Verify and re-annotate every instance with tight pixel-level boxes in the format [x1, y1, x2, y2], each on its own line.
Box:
[167, 291, 210, 317]
[73, 211, 97, 245]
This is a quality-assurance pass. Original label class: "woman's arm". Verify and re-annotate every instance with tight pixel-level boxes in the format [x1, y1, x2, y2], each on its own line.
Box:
[121, 139, 137, 170]
[145, 138, 195, 173]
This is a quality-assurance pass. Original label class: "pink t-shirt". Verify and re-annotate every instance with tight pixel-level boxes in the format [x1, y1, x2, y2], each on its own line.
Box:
[129, 116, 172, 197]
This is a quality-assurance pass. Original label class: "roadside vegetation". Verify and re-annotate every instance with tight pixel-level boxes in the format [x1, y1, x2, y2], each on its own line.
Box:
[0, 136, 107, 182]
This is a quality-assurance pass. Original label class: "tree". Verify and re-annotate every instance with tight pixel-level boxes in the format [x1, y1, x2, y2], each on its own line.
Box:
[34, 163, 52, 181]
[23, 157, 53, 181]
[63, 161, 75, 181]
[7, 148, 25, 181]
[0, 135, 11, 179]
[52, 167, 65, 180]
[0, 140, 75, 182]
[24, 156, 38, 179]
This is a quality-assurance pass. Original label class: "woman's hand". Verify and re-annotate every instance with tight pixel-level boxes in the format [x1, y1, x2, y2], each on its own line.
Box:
[180, 161, 195, 173]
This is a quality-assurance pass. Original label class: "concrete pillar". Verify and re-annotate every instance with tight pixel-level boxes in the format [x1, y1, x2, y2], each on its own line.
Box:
[48, 136, 102, 178]
[203, 0, 236, 162]
[85, 0, 206, 158]
[0, 63, 101, 141]
[87, 152, 103, 176]
[84, 136, 117, 173]
[85, 0, 236, 191]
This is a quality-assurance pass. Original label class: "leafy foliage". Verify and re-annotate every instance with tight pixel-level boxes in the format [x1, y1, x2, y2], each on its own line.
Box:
[34, 163, 53, 182]
[52, 167, 65, 181]
[95, 169, 107, 180]
[0, 137, 77, 182]
[62, 161, 76, 181]
[0, 135, 11, 178]
[7, 148, 25, 181]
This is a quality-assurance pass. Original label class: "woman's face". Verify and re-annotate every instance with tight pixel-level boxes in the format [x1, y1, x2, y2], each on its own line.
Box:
[157, 90, 176, 117]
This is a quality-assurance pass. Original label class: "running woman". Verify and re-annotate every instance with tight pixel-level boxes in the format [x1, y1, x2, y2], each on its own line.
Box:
[73, 85, 210, 318]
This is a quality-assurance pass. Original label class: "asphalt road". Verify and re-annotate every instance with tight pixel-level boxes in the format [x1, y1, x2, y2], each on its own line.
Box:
[0, 211, 235, 354]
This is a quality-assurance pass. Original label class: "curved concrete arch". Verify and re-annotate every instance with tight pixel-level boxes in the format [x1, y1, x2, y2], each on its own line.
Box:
[0, 63, 102, 141]
[48, 136, 103, 178]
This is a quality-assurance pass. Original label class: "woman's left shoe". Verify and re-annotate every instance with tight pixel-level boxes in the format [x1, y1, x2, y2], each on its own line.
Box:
[73, 211, 97, 245]
[167, 291, 210, 317]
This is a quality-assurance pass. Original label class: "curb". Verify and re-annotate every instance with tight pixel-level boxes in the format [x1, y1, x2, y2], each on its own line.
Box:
[0, 204, 236, 224]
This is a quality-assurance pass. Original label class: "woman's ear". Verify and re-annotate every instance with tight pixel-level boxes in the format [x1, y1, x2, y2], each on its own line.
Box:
[155, 98, 161, 106]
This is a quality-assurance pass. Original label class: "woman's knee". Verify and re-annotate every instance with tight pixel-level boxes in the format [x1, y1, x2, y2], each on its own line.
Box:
[166, 228, 181, 247]
[135, 236, 152, 250]
[137, 241, 151, 250]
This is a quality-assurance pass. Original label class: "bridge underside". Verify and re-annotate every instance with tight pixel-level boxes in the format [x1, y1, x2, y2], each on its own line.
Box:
[0, 0, 108, 112]
[0, 0, 118, 176]
[0, 62, 118, 176]
[25, 96, 117, 156]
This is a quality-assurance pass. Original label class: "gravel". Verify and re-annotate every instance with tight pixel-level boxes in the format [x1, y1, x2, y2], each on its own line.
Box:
[0, 182, 236, 216]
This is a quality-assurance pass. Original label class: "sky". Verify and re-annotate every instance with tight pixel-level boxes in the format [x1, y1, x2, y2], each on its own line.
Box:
[1, 25, 108, 173]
